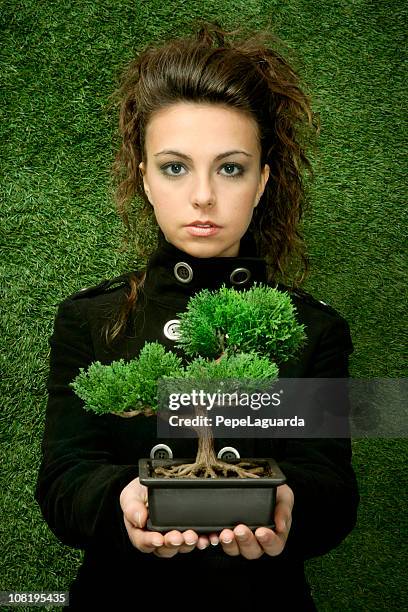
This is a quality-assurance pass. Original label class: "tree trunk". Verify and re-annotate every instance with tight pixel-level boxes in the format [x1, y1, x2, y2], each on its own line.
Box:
[195, 424, 217, 465]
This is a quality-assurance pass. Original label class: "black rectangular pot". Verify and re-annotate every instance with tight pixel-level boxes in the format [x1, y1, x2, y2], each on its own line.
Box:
[139, 458, 286, 533]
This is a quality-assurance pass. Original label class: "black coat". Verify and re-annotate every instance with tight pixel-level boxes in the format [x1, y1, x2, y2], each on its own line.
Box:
[35, 232, 359, 610]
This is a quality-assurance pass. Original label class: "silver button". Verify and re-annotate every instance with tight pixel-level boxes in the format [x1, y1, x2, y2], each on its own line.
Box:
[174, 262, 193, 283]
[230, 267, 251, 285]
[150, 444, 173, 459]
[217, 446, 240, 461]
[163, 319, 181, 340]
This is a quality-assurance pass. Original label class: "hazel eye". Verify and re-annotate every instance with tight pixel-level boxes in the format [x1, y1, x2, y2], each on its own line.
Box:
[160, 161, 245, 179]
[161, 163, 186, 177]
[220, 163, 244, 178]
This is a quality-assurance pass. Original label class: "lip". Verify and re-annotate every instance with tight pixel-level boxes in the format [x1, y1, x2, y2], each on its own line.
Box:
[186, 220, 221, 228]
[185, 222, 220, 237]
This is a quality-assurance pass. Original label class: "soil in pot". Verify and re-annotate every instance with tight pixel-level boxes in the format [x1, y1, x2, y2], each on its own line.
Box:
[151, 458, 273, 478]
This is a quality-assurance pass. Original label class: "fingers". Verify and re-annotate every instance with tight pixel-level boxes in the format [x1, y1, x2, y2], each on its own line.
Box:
[219, 521, 291, 560]
[120, 478, 214, 557]
[154, 530, 210, 558]
[254, 526, 287, 556]
[219, 529, 240, 556]
[235, 525, 266, 559]
[123, 515, 165, 553]
[270, 483, 293, 548]
[124, 508, 211, 557]
[196, 533, 212, 550]
[220, 526, 271, 559]
[252, 484, 294, 557]
[177, 529, 199, 554]
[124, 523, 197, 557]
[122, 479, 294, 560]
[275, 483, 294, 532]
[152, 529, 186, 558]
[120, 477, 149, 530]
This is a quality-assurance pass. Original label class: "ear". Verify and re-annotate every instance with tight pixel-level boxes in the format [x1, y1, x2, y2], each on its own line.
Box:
[139, 162, 153, 205]
[254, 163, 270, 207]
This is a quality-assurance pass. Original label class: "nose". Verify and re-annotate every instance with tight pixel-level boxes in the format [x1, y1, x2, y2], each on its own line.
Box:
[190, 173, 215, 208]
[193, 199, 214, 209]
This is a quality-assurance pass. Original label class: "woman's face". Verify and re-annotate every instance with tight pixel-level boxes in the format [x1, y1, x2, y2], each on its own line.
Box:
[139, 102, 270, 258]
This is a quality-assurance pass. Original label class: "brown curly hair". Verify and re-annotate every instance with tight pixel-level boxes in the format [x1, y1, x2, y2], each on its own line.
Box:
[104, 19, 320, 345]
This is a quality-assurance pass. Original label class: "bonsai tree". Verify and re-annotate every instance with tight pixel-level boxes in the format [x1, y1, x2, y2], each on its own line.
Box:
[71, 284, 306, 479]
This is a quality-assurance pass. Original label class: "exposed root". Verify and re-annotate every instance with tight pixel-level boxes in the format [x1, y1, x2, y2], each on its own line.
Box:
[154, 460, 265, 479]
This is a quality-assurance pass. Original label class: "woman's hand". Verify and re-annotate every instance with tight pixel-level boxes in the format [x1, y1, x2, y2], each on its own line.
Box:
[216, 483, 294, 559]
[120, 477, 211, 557]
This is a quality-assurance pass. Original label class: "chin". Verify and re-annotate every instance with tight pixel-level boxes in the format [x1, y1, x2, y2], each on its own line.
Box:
[186, 242, 237, 258]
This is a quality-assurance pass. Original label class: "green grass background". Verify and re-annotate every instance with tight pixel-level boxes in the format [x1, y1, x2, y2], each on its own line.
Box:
[1, 1, 407, 610]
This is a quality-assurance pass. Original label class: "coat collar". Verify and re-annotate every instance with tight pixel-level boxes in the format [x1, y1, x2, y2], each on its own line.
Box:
[142, 229, 269, 308]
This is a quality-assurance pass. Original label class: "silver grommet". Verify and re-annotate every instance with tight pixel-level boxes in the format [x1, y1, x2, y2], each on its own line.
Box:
[230, 267, 251, 285]
[150, 444, 173, 460]
[163, 319, 181, 340]
[174, 262, 193, 283]
[217, 446, 240, 461]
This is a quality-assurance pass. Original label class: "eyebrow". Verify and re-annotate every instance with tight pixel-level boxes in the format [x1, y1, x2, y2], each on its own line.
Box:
[154, 149, 253, 161]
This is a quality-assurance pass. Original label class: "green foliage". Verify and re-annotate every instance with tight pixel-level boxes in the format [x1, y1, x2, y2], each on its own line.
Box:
[183, 352, 279, 381]
[242, 285, 307, 361]
[70, 286, 305, 414]
[70, 359, 135, 415]
[176, 283, 306, 362]
[175, 352, 279, 396]
[174, 287, 225, 357]
[136, 342, 184, 407]
[70, 342, 183, 414]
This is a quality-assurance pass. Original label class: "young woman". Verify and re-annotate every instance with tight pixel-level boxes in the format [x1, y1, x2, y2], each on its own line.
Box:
[35, 21, 359, 610]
